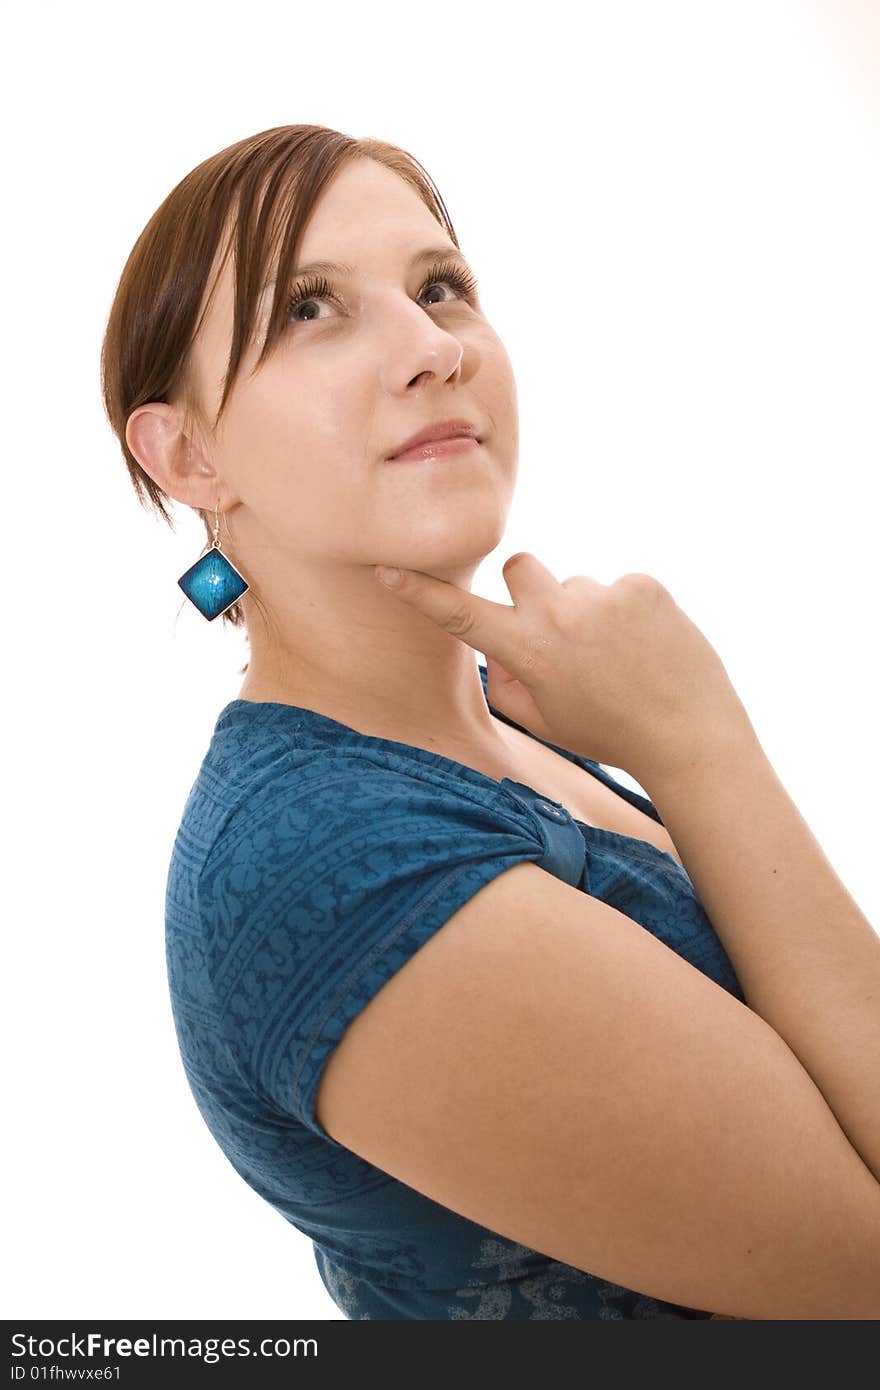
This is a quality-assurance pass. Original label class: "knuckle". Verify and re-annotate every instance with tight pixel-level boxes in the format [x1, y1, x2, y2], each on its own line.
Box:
[443, 603, 477, 639]
[615, 571, 664, 599]
[561, 573, 599, 598]
[555, 579, 594, 632]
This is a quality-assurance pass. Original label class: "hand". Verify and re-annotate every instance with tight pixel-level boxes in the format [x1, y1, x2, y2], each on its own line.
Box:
[374, 553, 753, 784]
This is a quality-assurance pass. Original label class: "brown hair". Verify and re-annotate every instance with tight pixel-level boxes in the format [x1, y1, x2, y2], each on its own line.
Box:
[100, 123, 461, 667]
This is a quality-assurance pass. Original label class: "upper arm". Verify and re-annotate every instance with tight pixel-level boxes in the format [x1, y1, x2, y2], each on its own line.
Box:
[315, 860, 880, 1320]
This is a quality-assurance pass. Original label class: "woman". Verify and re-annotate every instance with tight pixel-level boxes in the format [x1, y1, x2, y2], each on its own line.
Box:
[101, 124, 880, 1320]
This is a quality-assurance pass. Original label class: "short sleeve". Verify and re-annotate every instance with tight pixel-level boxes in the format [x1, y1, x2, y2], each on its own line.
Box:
[197, 753, 586, 1147]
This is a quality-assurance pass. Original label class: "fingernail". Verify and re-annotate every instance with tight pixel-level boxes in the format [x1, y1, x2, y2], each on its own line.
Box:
[375, 566, 402, 587]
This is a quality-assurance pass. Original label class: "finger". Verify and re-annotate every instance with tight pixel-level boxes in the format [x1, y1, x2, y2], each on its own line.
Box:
[374, 565, 525, 671]
[500, 551, 563, 608]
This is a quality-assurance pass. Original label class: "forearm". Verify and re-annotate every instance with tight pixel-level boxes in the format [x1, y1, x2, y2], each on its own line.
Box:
[641, 723, 880, 1186]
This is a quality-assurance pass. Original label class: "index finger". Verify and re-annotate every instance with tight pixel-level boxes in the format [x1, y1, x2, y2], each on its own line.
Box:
[369, 550, 558, 675]
[373, 564, 527, 673]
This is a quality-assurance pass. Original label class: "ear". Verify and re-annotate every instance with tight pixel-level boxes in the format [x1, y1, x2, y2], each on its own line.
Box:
[125, 401, 227, 512]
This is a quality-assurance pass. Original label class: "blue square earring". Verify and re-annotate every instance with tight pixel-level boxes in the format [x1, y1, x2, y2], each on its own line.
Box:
[177, 497, 250, 622]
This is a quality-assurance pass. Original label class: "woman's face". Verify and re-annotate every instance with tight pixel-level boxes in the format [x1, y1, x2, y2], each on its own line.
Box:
[184, 157, 519, 600]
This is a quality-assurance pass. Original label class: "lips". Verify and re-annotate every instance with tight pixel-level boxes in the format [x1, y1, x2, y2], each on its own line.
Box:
[386, 418, 480, 460]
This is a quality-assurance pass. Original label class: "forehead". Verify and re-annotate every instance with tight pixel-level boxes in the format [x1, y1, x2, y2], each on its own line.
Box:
[290, 157, 447, 258]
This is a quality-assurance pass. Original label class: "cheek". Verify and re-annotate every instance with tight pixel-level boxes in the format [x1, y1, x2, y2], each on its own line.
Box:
[469, 337, 518, 434]
[246, 357, 370, 459]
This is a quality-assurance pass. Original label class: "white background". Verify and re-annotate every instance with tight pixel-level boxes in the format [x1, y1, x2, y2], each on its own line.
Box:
[3, 0, 878, 1320]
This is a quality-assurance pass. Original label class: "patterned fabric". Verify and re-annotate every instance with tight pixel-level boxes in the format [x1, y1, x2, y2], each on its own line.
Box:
[165, 661, 745, 1319]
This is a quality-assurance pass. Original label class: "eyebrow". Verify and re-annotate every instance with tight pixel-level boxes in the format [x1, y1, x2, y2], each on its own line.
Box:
[261, 246, 471, 293]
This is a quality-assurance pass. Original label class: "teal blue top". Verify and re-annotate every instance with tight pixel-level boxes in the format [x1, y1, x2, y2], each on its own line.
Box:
[165, 661, 744, 1319]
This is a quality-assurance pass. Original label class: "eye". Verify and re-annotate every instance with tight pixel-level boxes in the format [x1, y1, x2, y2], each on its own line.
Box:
[415, 258, 480, 308]
[283, 274, 339, 325]
[283, 257, 480, 326]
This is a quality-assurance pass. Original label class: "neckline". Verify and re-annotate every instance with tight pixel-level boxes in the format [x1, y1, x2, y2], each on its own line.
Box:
[218, 662, 668, 850]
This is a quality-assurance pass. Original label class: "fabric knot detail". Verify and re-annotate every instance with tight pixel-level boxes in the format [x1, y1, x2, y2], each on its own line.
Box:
[500, 779, 587, 888]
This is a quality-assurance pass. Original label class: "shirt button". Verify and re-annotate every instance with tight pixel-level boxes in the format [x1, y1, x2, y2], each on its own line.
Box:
[534, 799, 570, 822]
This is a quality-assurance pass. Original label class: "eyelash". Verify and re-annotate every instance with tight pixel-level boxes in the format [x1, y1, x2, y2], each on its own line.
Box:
[283, 257, 479, 325]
